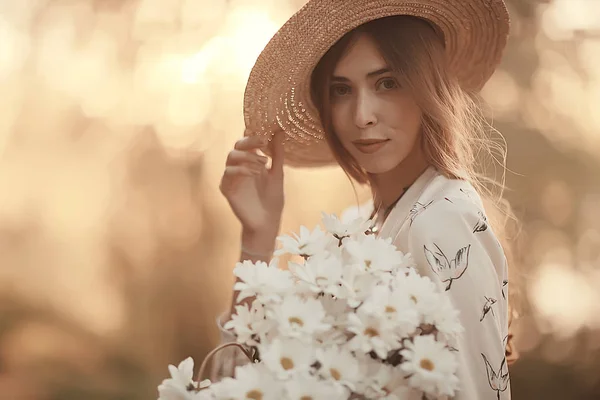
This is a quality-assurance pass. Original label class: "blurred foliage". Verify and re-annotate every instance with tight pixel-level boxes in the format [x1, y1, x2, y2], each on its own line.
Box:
[0, 0, 599, 399]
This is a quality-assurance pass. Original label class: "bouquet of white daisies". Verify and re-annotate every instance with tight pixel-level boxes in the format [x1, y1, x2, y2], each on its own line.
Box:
[158, 212, 463, 400]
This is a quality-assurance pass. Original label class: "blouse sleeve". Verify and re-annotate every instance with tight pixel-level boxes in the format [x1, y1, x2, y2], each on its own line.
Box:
[405, 197, 511, 400]
[208, 311, 251, 383]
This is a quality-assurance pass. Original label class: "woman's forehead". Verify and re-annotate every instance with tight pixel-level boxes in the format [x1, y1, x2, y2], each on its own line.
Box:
[332, 35, 389, 79]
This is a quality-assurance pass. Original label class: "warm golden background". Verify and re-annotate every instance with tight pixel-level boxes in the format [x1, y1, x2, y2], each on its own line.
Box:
[0, 0, 598, 399]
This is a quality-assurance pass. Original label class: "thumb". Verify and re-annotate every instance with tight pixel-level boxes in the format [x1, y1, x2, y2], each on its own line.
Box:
[269, 129, 285, 178]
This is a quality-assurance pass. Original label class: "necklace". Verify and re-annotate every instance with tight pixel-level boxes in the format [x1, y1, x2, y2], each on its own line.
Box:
[367, 186, 410, 235]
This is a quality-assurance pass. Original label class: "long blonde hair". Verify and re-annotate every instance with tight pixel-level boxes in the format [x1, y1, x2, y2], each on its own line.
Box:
[310, 15, 521, 307]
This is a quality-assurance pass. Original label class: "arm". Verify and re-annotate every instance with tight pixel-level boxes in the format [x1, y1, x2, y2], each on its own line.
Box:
[406, 198, 511, 399]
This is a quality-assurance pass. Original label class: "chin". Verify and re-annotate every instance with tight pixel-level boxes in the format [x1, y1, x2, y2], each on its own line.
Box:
[359, 156, 406, 175]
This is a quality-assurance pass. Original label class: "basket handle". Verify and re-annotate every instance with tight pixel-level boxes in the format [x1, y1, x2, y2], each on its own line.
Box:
[196, 342, 255, 385]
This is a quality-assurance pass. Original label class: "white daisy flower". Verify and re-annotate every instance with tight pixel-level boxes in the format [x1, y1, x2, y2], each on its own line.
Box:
[233, 259, 293, 304]
[223, 303, 272, 346]
[319, 294, 349, 325]
[260, 338, 316, 380]
[289, 253, 344, 296]
[284, 372, 349, 399]
[388, 252, 416, 276]
[400, 335, 459, 397]
[316, 345, 361, 390]
[268, 295, 331, 341]
[359, 285, 420, 338]
[347, 309, 399, 359]
[353, 355, 389, 398]
[313, 326, 348, 347]
[338, 265, 379, 308]
[204, 377, 236, 400]
[344, 235, 410, 273]
[382, 373, 422, 400]
[360, 363, 422, 400]
[426, 297, 463, 341]
[321, 211, 372, 241]
[393, 268, 442, 317]
[395, 270, 463, 341]
[339, 201, 374, 226]
[275, 225, 333, 258]
[210, 363, 283, 400]
[190, 389, 214, 400]
[158, 357, 197, 400]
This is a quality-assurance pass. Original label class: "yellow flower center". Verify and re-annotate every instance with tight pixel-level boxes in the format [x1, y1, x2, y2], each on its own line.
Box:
[330, 368, 342, 380]
[364, 327, 379, 337]
[289, 317, 304, 327]
[246, 390, 263, 400]
[385, 306, 396, 313]
[420, 324, 436, 335]
[365, 260, 372, 269]
[300, 397, 313, 400]
[410, 295, 418, 303]
[420, 358, 435, 371]
[281, 357, 295, 370]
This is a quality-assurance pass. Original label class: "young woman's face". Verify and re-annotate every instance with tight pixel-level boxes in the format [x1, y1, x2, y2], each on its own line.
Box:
[329, 34, 423, 174]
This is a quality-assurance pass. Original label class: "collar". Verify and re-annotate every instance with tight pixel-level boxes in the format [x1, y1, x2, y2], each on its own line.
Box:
[377, 166, 439, 239]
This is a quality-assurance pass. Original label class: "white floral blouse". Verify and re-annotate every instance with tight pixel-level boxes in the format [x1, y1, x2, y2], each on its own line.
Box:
[212, 166, 511, 399]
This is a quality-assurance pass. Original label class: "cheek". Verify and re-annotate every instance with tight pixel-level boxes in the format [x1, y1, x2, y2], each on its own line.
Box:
[331, 104, 351, 141]
[393, 101, 422, 138]
[410, 103, 423, 129]
[408, 110, 423, 139]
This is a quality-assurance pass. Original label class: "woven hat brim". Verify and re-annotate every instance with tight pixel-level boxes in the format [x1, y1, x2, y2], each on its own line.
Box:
[244, 0, 510, 167]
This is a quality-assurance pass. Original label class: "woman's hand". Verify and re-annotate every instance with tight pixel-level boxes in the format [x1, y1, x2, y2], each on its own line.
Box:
[219, 129, 285, 253]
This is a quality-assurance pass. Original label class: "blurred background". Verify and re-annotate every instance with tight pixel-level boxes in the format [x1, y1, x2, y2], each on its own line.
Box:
[0, 0, 598, 399]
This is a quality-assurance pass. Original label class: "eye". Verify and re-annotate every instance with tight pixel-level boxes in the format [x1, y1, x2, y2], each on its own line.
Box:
[330, 84, 351, 97]
[377, 78, 398, 91]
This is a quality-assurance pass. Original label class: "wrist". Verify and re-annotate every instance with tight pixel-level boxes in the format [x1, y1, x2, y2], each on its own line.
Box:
[240, 246, 272, 258]
[241, 228, 278, 255]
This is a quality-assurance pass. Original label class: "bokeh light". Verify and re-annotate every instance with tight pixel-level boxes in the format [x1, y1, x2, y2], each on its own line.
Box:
[0, 0, 598, 399]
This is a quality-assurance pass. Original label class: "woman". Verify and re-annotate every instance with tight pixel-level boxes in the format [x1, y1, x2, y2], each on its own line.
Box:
[215, 0, 516, 398]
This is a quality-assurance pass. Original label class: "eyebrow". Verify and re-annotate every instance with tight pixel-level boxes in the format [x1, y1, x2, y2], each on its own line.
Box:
[331, 67, 391, 82]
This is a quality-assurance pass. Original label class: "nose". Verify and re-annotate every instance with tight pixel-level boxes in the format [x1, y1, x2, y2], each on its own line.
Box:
[354, 91, 378, 128]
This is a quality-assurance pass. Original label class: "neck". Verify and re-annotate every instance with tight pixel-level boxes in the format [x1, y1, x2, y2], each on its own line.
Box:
[370, 144, 430, 211]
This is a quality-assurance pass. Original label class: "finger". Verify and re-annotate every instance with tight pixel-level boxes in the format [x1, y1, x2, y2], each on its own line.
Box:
[220, 166, 263, 194]
[226, 150, 269, 167]
[234, 134, 268, 152]
[269, 129, 285, 178]
[226, 164, 264, 177]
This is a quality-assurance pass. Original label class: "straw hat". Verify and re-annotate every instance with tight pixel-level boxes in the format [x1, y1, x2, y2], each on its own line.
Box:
[243, 0, 510, 167]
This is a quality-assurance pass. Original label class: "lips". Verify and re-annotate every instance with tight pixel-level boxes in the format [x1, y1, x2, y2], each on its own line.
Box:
[353, 139, 389, 145]
[353, 139, 390, 154]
